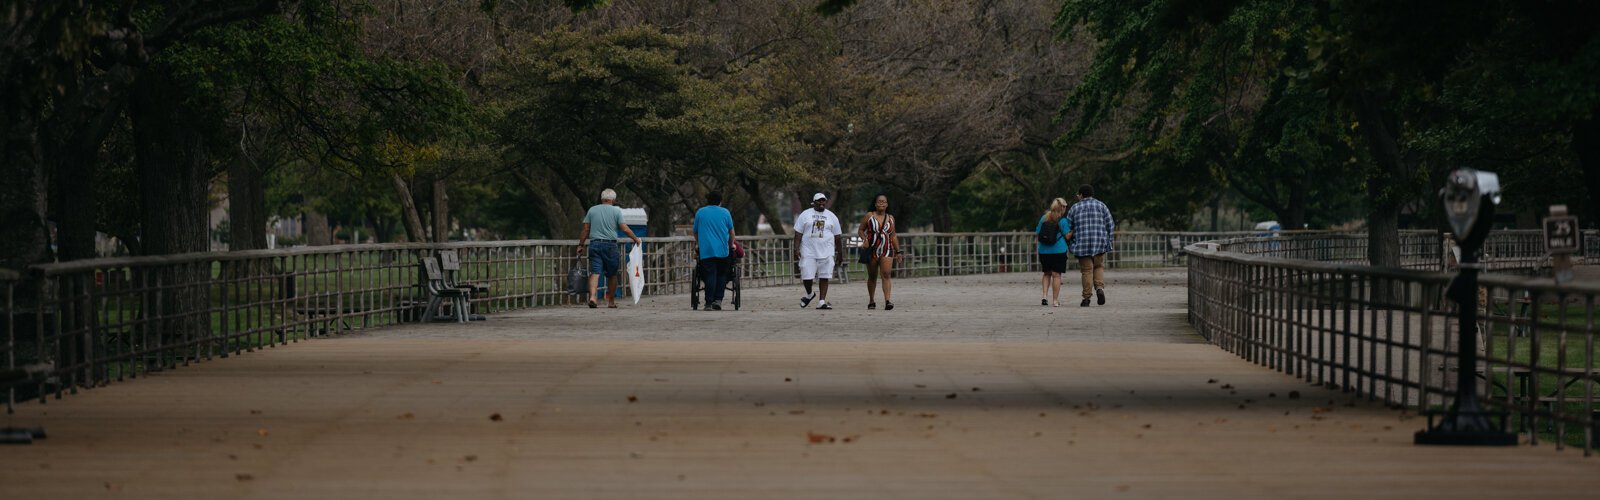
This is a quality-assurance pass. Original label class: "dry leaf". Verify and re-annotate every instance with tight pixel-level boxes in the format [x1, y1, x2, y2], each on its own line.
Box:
[397, 412, 414, 420]
[627, 395, 638, 403]
[255, 428, 269, 437]
[945, 393, 958, 399]
[806, 432, 835, 444]
[235, 473, 254, 481]
[489, 413, 503, 422]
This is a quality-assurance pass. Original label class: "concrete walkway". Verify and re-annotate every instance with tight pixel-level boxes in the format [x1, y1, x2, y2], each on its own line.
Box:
[3, 269, 1597, 499]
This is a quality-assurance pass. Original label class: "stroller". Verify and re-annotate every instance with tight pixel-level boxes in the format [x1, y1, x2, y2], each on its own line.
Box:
[691, 241, 743, 310]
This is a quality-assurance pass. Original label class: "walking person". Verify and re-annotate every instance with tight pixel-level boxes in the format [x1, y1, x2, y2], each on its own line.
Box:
[793, 192, 842, 310]
[1036, 198, 1072, 307]
[692, 191, 736, 310]
[857, 193, 902, 310]
[575, 188, 642, 309]
[1068, 185, 1115, 307]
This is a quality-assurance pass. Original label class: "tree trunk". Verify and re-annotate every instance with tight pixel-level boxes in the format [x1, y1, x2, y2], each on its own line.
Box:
[130, 70, 213, 358]
[0, 121, 51, 273]
[131, 75, 210, 257]
[304, 211, 333, 246]
[367, 210, 392, 244]
[927, 189, 955, 232]
[1348, 90, 1406, 270]
[513, 169, 584, 238]
[1575, 116, 1600, 228]
[432, 179, 449, 242]
[389, 173, 427, 242]
[740, 174, 789, 236]
[227, 156, 268, 251]
[53, 104, 121, 261]
[1285, 180, 1307, 230]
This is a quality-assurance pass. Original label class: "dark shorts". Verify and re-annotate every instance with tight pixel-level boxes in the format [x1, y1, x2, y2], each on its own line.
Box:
[1038, 252, 1068, 274]
[589, 240, 621, 277]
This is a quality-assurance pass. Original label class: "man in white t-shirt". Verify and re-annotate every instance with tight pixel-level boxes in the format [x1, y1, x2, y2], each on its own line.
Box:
[792, 192, 842, 310]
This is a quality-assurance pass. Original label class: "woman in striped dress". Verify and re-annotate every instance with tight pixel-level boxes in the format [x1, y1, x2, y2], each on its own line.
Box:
[857, 194, 902, 310]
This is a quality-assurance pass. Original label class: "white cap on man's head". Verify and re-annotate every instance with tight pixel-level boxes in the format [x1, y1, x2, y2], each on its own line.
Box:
[812, 192, 828, 202]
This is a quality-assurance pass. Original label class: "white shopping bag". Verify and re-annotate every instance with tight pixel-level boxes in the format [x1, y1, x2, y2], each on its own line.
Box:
[627, 245, 644, 304]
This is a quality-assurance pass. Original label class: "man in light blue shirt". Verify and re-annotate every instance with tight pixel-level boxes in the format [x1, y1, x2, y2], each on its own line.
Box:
[576, 188, 641, 309]
[692, 191, 736, 310]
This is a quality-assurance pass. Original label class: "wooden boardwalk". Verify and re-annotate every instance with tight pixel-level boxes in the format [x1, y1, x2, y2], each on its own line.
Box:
[3, 269, 1597, 499]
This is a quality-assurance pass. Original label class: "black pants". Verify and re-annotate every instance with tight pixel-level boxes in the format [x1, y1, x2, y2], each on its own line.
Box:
[700, 257, 731, 303]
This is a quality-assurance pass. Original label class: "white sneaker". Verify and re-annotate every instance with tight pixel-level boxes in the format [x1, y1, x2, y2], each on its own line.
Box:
[801, 292, 816, 308]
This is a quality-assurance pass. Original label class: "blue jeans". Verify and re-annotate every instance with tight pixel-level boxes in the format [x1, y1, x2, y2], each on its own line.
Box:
[700, 257, 730, 303]
[588, 240, 621, 278]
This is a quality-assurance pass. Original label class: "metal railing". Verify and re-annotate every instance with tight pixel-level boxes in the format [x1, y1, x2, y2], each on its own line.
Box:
[1187, 229, 1600, 455]
[6, 228, 1589, 417]
[1, 230, 1236, 410]
[2, 269, 17, 413]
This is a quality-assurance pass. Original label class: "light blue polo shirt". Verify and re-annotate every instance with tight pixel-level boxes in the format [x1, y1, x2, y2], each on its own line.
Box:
[583, 204, 625, 240]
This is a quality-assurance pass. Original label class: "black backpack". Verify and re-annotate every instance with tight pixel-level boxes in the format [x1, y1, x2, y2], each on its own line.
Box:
[1037, 219, 1061, 245]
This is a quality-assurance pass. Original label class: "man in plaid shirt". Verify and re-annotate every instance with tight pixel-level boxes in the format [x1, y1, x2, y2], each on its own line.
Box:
[1067, 185, 1115, 307]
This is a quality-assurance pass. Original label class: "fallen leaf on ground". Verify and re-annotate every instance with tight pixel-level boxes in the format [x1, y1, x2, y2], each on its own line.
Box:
[464, 455, 478, 462]
[255, 428, 269, 437]
[971, 387, 982, 392]
[914, 384, 926, 388]
[1207, 379, 1218, 384]
[945, 393, 958, 399]
[489, 413, 503, 422]
[627, 395, 638, 403]
[235, 474, 254, 481]
[806, 432, 836, 444]
[397, 412, 414, 420]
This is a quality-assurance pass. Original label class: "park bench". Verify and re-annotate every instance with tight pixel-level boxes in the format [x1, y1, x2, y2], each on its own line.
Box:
[437, 250, 491, 297]
[1, 361, 53, 444]
[420, 258, 474, 323]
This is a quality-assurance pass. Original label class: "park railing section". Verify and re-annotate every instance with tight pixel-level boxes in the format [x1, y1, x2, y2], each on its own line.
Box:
[0, 230, 1244, 411]
[1187, 229, 1600, 455]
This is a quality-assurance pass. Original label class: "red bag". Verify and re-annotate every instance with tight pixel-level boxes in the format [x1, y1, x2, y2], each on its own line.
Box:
[730, 240, 746, 259]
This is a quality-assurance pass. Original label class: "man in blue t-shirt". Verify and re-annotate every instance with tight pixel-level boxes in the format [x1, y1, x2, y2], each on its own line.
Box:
[576, 188, 641, 309]
[692, 191, 737, 310]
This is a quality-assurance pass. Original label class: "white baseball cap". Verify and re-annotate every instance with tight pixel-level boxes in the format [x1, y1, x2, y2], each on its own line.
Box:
[812, 192, 828, 202]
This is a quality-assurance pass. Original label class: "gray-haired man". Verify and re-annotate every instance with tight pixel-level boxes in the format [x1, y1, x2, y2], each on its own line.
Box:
[576, 188, 641, 308]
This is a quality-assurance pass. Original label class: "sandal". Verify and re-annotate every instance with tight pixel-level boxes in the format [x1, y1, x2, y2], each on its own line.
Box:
[885, 301, 894, 311]
[868, 302, 876, 310]
[607, 303, 617, 309]
[1041, 299, 1049, 306]
[588, 300, 598, 309]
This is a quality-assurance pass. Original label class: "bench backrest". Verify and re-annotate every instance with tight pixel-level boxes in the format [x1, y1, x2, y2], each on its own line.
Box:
[438, 250, 462, 271]
[422, 258, 445, 281]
